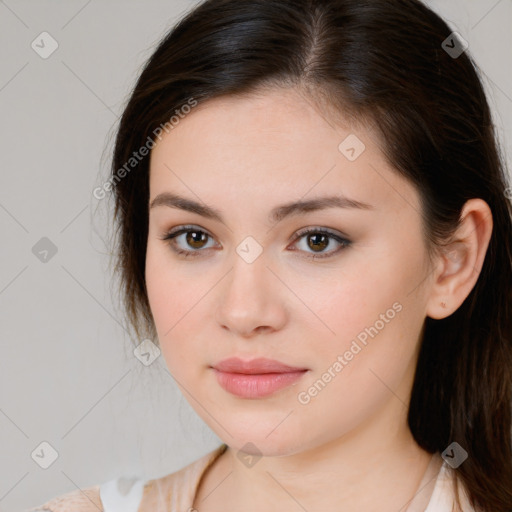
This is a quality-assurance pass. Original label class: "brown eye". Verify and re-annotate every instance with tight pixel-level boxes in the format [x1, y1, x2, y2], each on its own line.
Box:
[306, 233, 330, 252]
[161, 225, 351, 260]
[160, 225, 217, 257]
[291, 227, 351, 259]
[185, 230, 209, 249]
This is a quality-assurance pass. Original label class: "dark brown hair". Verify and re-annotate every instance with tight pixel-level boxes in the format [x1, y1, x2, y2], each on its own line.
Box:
[107, 0, 512, 509]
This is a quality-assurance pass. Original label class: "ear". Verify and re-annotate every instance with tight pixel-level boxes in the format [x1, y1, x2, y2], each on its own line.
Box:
[426, 198, 493, 320]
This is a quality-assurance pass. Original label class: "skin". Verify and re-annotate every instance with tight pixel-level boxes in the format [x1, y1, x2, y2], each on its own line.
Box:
[145, 87, 493, 512]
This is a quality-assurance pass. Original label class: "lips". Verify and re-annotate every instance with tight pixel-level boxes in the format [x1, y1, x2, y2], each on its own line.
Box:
[212, 357, 307, 374]
[211, 357, 309, 398]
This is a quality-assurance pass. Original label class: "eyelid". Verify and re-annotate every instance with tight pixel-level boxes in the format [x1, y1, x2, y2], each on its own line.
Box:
[165, 224, 214, 239]
[291, 226, 350, 242]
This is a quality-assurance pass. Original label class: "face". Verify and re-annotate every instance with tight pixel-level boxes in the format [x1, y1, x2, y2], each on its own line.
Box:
[145, 87, 434, 457]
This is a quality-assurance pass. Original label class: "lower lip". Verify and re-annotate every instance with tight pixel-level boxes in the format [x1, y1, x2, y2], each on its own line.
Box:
[213, 369, 308, 398]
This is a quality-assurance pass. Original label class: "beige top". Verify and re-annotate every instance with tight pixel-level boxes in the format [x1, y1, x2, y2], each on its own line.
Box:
[26, 443, 475, 511]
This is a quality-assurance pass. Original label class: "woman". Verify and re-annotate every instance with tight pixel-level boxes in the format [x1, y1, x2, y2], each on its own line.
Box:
[28, 0, 512, 510]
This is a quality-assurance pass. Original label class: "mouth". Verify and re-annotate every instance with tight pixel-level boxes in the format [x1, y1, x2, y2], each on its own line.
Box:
[211, 357, 309, 398]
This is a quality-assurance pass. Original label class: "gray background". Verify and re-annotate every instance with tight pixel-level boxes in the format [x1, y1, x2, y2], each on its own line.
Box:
[0, 0, 510, 509]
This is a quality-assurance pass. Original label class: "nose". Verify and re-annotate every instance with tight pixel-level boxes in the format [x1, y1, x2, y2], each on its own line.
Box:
[214, 246, 288, 339]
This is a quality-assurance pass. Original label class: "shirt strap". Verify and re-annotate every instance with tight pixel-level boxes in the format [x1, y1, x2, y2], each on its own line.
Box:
[99, 476, 146, 512]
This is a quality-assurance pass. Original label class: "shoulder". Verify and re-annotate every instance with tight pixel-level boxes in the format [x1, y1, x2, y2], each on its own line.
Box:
[24, 485, 102, 512]
[25, 445, 227, 512]
[426, 462, 476, 512]
[138, 444, 229, 510]
[136, 471, 188, 510]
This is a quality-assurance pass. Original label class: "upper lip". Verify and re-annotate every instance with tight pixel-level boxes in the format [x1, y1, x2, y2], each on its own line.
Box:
[212, 357, 307, 374]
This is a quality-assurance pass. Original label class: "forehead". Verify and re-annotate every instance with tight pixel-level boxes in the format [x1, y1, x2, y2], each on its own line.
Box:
[148, 87, 421, 217]
[162, 87, 355, 149]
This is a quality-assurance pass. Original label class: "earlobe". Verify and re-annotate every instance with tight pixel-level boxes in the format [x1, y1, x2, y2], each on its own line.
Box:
[426, 199, 493, 320]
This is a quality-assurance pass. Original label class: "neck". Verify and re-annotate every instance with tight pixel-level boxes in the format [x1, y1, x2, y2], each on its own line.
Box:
[195, 397, 436, 512]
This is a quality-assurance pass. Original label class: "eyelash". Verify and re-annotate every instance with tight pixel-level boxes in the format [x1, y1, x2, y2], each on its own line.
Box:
[159, 224, 351, 260]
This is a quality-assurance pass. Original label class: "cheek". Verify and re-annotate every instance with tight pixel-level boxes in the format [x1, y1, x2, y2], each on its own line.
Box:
[296, 243, 426, 389]
[294, 303, 420, 445]
[145, 244, 189, 349]
[145, 241, 199, 326]
[291, 263, 405, 355]
[145, 245, 172, 329]
[145, 242, 216, 376]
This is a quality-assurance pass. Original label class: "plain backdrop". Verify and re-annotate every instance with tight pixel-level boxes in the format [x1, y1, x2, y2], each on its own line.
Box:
[0, 0, 511, 509]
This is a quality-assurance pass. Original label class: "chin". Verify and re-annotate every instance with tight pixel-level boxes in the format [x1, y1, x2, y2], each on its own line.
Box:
[222, 429, 309, 458]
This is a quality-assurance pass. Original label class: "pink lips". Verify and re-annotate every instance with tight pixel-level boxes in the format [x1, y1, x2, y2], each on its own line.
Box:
[212, 357, 308, 398]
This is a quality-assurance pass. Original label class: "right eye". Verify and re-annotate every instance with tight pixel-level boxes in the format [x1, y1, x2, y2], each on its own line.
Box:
[159, 225, 218, 258]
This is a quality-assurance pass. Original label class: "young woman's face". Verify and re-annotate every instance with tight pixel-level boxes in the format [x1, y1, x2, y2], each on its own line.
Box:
[146, 87, 435, 456]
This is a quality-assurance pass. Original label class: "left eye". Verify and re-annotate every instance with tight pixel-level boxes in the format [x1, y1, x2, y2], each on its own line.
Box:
[291, 228, 351, 259]
[160, 225, 351, 259]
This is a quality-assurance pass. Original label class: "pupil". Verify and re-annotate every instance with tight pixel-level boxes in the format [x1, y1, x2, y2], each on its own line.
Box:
[187, 231, 206, 248]
[308, 233, 328, 252]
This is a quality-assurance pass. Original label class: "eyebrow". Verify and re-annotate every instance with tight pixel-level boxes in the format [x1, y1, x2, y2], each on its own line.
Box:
[149, 192, 374, 224]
